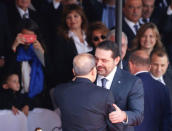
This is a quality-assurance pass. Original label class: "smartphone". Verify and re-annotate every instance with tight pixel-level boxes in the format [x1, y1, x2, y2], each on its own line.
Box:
[22, 34, 37, 44]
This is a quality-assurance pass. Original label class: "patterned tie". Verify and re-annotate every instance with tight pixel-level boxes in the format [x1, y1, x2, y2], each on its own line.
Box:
[23, 13, 29, 19]
[133, 24, 138, 33]
[101, 78, 107, 89]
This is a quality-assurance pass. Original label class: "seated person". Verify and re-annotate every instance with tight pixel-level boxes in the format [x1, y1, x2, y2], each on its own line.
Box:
[0, 73, 33, 116]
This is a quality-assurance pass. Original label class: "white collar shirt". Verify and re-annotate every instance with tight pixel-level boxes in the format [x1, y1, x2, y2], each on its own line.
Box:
[16, 5, 29, 19]
[53, 0, 60, 9]
[150, 73, 166, 85]
[68, 31, 93, 54]
[97, 66, 117, 90]
[124, 17, 140, 35]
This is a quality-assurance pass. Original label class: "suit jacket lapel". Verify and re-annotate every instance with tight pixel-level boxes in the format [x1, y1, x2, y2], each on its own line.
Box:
[110, 68, 122, 93]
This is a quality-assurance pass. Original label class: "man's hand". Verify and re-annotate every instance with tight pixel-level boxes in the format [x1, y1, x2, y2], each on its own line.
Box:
[109, 104, 127, 123]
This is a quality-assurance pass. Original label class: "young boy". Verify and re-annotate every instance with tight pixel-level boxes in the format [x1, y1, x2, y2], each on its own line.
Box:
[0, 73, 33, 116]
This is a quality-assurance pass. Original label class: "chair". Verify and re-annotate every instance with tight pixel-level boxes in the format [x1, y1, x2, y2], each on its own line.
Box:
[0, 110, 28, 131]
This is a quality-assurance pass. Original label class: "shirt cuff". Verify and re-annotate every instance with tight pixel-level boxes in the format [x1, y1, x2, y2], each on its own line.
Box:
[122, 113, 128, 124]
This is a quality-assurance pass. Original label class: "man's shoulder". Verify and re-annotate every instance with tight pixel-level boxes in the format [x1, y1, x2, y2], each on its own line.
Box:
[118, 68, 139, 81]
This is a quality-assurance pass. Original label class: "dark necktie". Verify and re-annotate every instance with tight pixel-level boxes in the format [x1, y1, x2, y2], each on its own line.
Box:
[133, 24, 138, 33]
[142, 18, 148, 24]
[101, 78, 107, 89]
[23, 13, 29, 19]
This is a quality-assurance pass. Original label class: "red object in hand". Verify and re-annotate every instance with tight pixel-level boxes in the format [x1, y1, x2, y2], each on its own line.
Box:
[22, 34, 37, 44]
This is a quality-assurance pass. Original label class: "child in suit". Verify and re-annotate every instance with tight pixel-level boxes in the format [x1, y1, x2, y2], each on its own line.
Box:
[0, 73, 33, 116]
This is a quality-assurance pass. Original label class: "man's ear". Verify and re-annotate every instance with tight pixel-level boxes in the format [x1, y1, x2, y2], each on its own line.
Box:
[114, 56, 121, 65]
[2, 84, 8, 90]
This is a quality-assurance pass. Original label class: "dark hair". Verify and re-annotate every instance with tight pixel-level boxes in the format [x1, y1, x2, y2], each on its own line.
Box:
[18, 19, 45, 50]
[131, 23, 163, 51]
[129, 50, 150, 66]
[150, 47, 169, 61]
[1, 73, 18, 87]
[96, 40, 119, 58]
[87, 21, 109, 47]
[58, 4, 88, 40]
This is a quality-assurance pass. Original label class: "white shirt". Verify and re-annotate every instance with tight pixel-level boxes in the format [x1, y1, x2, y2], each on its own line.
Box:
[97, 66, 117, 90]
[68, 31, 93, 54]
[139, 17, 150, 24]
[16, 5, 29, 19]
[53, 0, 60, 10]
[150, 73, 166, 85]
[134, 71, 149, 76]
[124, 17, 140, 35]
[167, 6, 172, 15]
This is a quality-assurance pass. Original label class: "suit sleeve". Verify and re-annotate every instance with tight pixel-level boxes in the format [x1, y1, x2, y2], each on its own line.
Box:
[161, 86, 171, 131]
[125, 78, 144, 126]
[105, 90, 124, 131]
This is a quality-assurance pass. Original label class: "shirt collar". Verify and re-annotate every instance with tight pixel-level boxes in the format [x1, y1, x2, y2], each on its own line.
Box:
[98, 66, 117, 81]
[150, 73, 163, 80]
[124, 17, 140, 34]
[16, 5, 29, 19]
[134, 71, 149, 75]
[68, 30, 86, 43]
[53, 0, 60, 9]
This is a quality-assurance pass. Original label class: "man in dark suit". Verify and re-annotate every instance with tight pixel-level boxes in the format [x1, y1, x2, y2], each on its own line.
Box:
[128, 50, 171, 131]
[150, 48, 172, 129]
[122, 0, 143, 49]
[0, 2, 11, 80]
[54, 53, 118, 131]
[95, 40, 144, 131]
[83, 0, 116, 29]
[7, 0, 38, 40]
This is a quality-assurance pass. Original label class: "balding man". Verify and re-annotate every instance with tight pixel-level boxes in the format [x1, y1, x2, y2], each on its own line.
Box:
[128, 50, 171, 131]
[54, 53, 118, 131]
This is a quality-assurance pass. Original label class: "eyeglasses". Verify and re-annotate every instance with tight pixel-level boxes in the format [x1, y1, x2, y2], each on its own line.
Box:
[92, 35, 106, 42]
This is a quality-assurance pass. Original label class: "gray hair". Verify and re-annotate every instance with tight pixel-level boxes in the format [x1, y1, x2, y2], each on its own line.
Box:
[106, 29, 128, 45]
[73, 53, 96, 76]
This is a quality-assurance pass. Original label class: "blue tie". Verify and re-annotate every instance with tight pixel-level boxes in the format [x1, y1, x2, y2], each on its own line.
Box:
[133, 24, 138, 33]
[101, 78, 107, 89]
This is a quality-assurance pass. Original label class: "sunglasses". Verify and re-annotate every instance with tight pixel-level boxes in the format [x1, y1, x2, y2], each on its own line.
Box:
[92, 35, 106, 42]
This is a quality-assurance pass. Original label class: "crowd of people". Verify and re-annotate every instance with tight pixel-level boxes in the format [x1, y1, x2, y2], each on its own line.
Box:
[0, 0, 172, 131]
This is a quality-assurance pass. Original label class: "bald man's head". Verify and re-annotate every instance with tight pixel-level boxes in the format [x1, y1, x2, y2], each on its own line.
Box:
[129, 50, 150, 74]
[129, 50, 150, 66]
[73, 53, 96, 76]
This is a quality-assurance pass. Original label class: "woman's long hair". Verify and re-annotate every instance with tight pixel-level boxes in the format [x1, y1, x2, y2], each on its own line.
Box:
[131, 23, 163, 51]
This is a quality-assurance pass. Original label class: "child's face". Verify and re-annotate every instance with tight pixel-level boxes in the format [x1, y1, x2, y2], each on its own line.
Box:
[7, 74, 20, 92]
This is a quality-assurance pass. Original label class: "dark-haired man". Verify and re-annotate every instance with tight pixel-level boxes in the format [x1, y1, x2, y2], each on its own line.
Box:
[128, 50, 171, 131]
[95, 40, 144, 131]
[150, 48, 172, 130]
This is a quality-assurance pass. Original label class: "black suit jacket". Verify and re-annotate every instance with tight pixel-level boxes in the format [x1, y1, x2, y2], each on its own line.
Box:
[82, 0, 103, 23]
[7, 3, 38, 40]
[0, 2, 11, 58]
[107, 68, 144, 131]
[54, 77, 118, 131]
[122, 19, 137, 49]
[135, 72, 171, 131]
